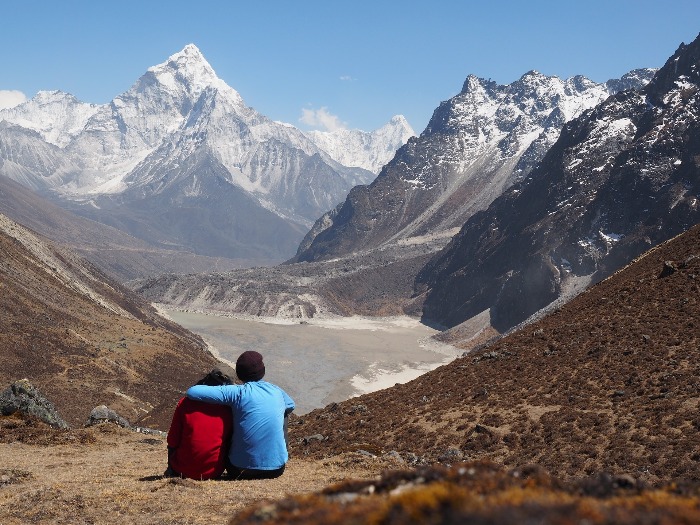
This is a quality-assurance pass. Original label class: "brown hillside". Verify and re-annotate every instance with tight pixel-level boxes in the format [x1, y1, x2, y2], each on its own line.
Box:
[0, 213, 225, 429]
[289, 222, 700, 485]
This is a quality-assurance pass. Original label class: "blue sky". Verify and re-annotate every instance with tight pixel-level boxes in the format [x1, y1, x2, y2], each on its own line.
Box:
[1, 1, 699, 133]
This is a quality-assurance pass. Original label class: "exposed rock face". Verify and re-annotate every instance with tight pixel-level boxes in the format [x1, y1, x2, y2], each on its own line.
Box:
[418, 33, 700, 331]
[0, 379, 68, 428]
[292, 69, 655, 264]
[133, 242, 434, 319]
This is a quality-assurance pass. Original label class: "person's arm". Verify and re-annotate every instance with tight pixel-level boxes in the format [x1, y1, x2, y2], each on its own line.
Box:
[281, 389, 295, 416]
[166, 398, 186, 471]
[186, 384, 236, 404]
[167, 398, 185, 449]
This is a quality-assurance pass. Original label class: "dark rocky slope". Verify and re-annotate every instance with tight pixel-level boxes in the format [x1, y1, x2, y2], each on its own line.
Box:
[418, 33, 700, 331]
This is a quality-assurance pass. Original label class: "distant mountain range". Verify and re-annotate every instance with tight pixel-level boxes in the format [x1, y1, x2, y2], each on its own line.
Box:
[0, 44, 414, 267]
[5, 34, 699, 347]
[135, 34, 700, 341]
[305, 115, 415, 173]
[292, 68, 656, 262]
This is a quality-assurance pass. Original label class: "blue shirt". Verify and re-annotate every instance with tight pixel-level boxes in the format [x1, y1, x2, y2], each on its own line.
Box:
[186, 381, 295, 470]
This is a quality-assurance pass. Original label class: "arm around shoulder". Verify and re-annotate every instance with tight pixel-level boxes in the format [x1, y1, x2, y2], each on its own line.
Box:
[186, 384, 235, 404]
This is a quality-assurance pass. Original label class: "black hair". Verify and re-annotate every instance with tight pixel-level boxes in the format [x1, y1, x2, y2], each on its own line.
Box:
[196, 369, 234, 386]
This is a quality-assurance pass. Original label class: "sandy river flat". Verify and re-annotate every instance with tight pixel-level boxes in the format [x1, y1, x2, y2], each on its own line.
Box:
[164, 310, 461, 414]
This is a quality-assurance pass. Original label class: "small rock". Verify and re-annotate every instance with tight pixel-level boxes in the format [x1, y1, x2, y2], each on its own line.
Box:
[383, 451, 405, 464]
[614, 474, 637, 489]
[85, 405, 130, 428]
[349, 404, 367, 414]
[612, 390, 625, 398]
[659, 261, 677, 278]
[139, 438, 163, 446]
[404, 452, 424, 465]
[302, 433, 325, 445]
[438, 447, 464, 463]
[134, 426, 167, 437]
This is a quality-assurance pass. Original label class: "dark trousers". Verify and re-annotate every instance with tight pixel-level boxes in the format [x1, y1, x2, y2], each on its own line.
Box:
[225, 460, 285, 480]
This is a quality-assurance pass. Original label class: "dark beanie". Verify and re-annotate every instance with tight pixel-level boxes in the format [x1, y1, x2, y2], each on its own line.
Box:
[236, 351, 265, 382]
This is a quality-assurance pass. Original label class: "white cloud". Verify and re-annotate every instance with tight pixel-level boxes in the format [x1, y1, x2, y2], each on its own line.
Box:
[299, 106, 347, 132]
[339, 75, 356, 81]
[0, 90, 27, 110]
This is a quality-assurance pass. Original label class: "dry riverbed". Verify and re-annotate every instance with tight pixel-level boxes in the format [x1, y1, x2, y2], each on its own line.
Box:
[162, 309, 462, 414]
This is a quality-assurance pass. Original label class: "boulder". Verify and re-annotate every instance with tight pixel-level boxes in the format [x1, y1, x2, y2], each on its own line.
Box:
[0, 379, 69, 428]
[85, 405, 130, 428]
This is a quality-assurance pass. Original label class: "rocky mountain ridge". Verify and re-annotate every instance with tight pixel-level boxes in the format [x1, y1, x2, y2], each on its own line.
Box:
[418, 33, 700, 332]
[133, 63, 659, 323]
[292, 68, 656, 263]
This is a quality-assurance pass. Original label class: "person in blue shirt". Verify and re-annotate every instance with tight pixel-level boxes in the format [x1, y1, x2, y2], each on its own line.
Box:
[186, 350, 295, 480]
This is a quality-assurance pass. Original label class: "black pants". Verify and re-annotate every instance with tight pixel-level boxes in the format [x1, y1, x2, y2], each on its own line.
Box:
[225, 461, 285, 480]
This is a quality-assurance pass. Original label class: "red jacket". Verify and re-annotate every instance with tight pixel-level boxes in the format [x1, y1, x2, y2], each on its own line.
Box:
[167, 397, 233, 480]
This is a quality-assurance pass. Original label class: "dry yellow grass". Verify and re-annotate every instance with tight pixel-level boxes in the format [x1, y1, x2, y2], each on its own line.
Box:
[0, 423, 385, 525]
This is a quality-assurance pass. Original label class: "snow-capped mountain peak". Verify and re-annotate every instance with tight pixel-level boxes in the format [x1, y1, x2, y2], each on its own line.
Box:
[461, 74, 492, 94]
[304, 115, 415, 173]
[294, 66, 656, 263]
[61, 44, 254, 193]
[0, 90, 99, 148]
[145, 43, 242, 107]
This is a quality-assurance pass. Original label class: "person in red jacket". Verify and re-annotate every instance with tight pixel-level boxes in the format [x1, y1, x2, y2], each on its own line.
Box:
[165, 369, 234, 480]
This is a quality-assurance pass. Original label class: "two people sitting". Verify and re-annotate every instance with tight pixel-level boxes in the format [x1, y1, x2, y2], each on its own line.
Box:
[166, 350, 295, 480]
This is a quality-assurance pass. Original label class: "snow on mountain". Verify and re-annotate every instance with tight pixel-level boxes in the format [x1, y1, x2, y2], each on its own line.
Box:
[0, 121, 80, 191]
[418, 36, 700, 332]
[120, 83, 368, 227]
[0, 90, 99, 148]
[0, 44, 389, 263]
[305, 115, 415, 173]
[293, 68, 656, 263]
[62, 44, 250, 194]
[0, 44, 380, 203]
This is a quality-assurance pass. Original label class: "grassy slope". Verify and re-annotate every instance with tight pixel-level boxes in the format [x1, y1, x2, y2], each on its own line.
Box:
[288, 223, 700, 485]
